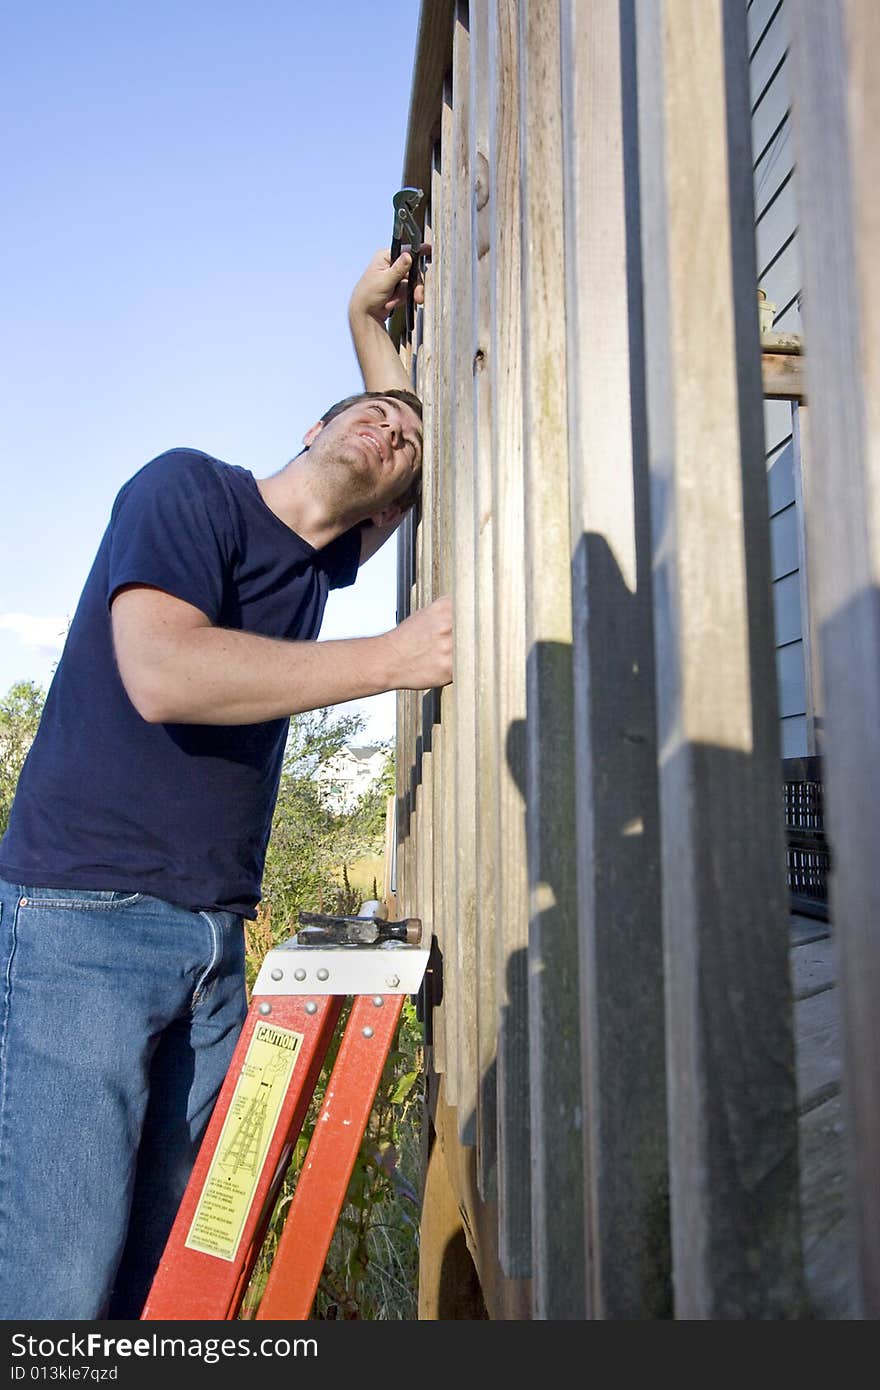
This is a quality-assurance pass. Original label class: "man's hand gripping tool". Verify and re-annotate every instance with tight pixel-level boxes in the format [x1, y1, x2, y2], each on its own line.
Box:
[390, 186, 427, 337]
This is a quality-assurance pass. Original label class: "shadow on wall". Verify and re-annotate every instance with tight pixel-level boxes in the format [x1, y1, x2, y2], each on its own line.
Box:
[410, 524, 809, 1316]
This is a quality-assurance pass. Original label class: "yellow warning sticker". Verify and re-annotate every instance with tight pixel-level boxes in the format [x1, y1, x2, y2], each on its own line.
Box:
[185, 1021, 304, 1262]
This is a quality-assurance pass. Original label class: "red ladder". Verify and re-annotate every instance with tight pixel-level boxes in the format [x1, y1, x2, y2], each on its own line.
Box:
[141, 925, 428, 1321]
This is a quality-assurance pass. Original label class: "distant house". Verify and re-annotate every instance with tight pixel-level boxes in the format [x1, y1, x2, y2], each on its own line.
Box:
[314, 744, 387, 814]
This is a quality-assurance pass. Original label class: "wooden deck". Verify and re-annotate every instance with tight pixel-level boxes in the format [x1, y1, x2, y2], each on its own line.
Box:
[792, 913, 854, 1319]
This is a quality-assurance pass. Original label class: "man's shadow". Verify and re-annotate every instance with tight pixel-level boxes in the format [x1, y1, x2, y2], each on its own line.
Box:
[489, 529, 670, 1317]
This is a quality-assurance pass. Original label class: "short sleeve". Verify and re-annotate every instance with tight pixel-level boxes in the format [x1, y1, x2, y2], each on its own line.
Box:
[107, 451, 234, 621]
[323, 524, 362, 591]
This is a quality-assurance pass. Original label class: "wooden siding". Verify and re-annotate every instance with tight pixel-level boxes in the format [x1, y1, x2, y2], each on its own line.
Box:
[749, 0, 810, 757]
[393, 0, 874, 1319]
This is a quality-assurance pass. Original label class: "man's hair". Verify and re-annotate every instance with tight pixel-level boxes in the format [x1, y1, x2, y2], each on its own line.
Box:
[317, 388, 423, 513]
[319, 387, 422, 428]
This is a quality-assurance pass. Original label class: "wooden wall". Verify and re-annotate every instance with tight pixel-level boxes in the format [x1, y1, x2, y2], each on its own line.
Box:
[393, 0, 878, 1320]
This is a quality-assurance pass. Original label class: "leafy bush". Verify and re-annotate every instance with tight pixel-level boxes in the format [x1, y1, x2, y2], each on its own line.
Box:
[249, 709, 393, 973]
[0, 681, 46, 836]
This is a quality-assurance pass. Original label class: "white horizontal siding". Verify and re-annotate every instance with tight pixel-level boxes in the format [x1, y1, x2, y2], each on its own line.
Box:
[780, 714, 807, 758]
[767, 436, 795, 513]
[750, 2, 788, 112]
[750, 0, 807, 757]
[777, 642, 807, 719]
[748, 0, 784, 55]
[756, 177, 797, 273]
[752, 48, 790, 155]
[770, 503, 799, 579]
[759, 236, 801, 329]
[764, 400, 792, 456]
[754, 121, 794, 219]
[772, 570, 802, 648]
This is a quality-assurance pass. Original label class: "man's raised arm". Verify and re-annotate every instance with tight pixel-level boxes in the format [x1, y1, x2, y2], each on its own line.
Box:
[348, 248, 422, 394]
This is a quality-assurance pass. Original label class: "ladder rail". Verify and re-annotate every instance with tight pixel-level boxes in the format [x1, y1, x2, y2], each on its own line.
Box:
[256, 993, 406, 1320]
[141, 994, 343, 1321]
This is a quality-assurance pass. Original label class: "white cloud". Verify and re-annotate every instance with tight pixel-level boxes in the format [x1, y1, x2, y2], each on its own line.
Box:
[0, 613, 69, 653]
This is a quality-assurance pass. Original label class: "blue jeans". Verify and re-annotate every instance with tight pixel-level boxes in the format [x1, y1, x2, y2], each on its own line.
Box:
[0, 878, 247, 1320]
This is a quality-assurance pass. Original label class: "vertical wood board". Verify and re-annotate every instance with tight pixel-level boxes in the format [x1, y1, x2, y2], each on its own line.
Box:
[636, 0, 804, 1317]
[468, 0, 500, 1198]
[560, 0, 670, 1319]
[488, 0, 532, 1278]
[787, 0, 880, 1317]
[450, 2, 479, 1146]
[518, 0, 584, 1319]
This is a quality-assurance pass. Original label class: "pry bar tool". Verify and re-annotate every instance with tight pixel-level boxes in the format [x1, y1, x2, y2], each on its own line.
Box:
[390, 186, 426, 336]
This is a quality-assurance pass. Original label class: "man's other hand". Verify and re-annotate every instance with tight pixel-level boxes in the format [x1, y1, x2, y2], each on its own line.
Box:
[383, 595, 452, 690]
[349, 246, 428, 324]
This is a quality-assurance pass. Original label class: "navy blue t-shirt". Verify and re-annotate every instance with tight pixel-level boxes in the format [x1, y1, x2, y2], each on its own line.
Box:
[0, 449, 361, 917]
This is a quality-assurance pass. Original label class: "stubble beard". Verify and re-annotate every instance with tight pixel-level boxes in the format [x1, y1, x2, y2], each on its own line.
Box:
[317, 434, 384, 521]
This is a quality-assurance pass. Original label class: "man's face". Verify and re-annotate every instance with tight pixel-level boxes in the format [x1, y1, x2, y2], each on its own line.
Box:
[306, 396, 423, 520]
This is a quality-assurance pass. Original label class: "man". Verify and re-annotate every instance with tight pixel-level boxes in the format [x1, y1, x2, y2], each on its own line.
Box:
[0, 248, 450, 1320]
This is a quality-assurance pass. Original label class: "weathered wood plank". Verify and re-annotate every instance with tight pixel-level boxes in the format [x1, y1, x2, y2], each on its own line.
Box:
[433, 76, 457, 1100]
[468, 0, 499, 1199]
[405, 235, 423, 934]
[449, 1, 479, 1147]
[517, 0, 584, 1319]
[404, 302, 428, 923]
[401, 1, 457, 204]
[559, 0, 669, 1319]
[417, 1108, 488, 1320]
[794, 987, 842, 1113]
[395, 482, 410, 912]
[424, 1078, 532, 1318]
[787, 0, 880, 1315]
[488, 0, 531, 1277]
[396, 323, 420, 917]
[397, 295, 424, 926]
[761, 351, 806, 400]
[790, 937, 836, 1000]
[421, 157, 443, 1072]
[760, 330, 803, 355]
[798, 1094, 856, 1318]
[790, 913, 830, 949]
[636, 0, 804, 1317]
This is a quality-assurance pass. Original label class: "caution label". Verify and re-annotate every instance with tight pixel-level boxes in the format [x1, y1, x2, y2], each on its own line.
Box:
[185, 1021, 304, 1262]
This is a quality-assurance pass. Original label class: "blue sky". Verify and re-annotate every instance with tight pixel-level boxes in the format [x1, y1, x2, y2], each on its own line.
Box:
[0, 0, 421, 743]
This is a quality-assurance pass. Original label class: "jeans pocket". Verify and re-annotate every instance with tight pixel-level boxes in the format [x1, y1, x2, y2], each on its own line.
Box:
[22, 888, 143, 911]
